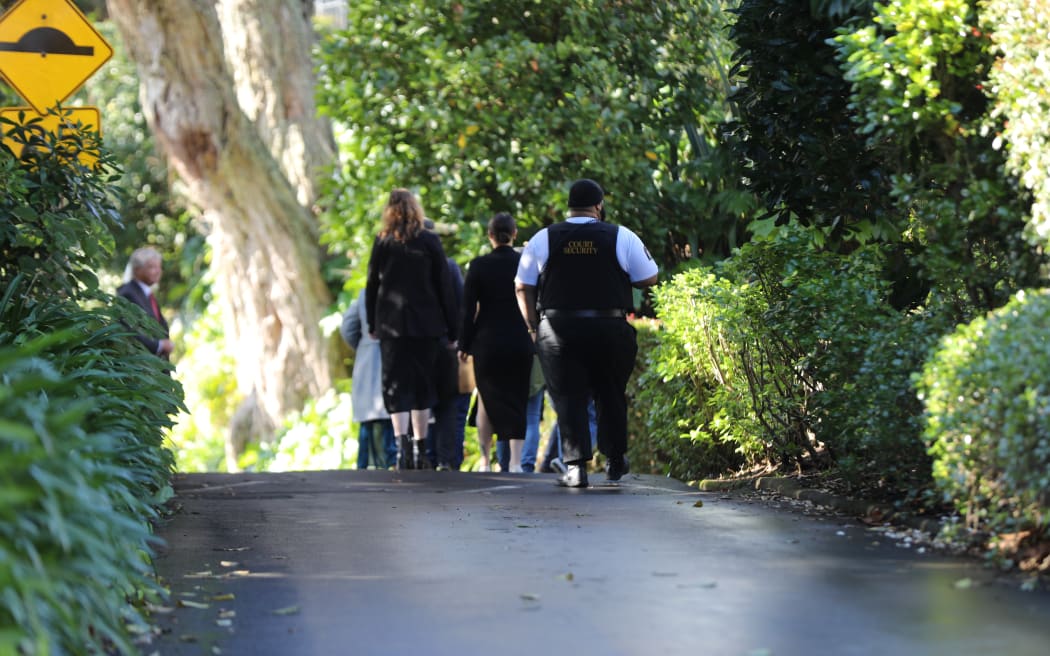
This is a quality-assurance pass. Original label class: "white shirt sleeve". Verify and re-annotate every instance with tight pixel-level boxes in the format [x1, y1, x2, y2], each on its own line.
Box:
[616, 226, 659, 283]
[514, 228, 549, 286]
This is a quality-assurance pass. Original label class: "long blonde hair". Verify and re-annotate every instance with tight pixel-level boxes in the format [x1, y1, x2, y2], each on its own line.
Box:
[380, 189, 425, 242]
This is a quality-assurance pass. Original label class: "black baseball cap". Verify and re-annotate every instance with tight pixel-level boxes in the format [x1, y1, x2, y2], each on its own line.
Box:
[568, 179, 604, 208]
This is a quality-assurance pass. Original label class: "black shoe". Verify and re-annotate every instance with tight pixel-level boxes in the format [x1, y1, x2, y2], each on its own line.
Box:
[555, 464, 588, 488]
[605, 455, 630, 482]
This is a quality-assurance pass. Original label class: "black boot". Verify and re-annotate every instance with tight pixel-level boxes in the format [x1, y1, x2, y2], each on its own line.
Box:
[411, 438, 428, 470]
[396, 435, 413, 470]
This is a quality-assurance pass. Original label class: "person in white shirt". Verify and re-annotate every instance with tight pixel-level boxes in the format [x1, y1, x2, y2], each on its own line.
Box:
[514, 179, 658, 488]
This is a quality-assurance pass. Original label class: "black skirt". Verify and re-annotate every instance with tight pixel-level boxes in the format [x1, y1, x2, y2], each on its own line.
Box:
[380, 336, 445, 413]
[473, 342, 533, 440]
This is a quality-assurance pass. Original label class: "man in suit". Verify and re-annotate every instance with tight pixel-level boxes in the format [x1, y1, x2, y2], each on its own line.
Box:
[117, 247, 174, 360]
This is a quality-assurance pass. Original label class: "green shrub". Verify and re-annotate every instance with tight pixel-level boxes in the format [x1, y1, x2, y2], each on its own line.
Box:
[650, 225, 941, 490]
[627, 318, 742, 481]
[0, 319, 175, 654]
[1, 112, 180, 653]
[919, 289, 1050, 542]
[720, 229, 895, 466]
[829, 309, 944, 502]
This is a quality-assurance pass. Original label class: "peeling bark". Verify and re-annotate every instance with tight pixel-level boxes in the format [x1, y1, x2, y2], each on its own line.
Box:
[108, 0, 341, 465]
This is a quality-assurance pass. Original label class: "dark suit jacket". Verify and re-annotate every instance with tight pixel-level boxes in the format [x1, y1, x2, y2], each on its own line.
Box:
[365, 230, 458, 341]
[117, 281, 170, 358]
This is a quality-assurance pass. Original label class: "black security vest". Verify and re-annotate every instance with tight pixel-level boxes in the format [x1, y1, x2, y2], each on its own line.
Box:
[538, 221, 632, 311]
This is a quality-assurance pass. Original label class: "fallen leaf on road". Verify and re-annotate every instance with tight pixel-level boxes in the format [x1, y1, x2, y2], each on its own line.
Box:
[216, 619, 233, 628]
[218, 610, 236, 619]
[954, 577, 974, 590]
[185, 570, 214, 579]
[219, 561, 239, 568]
[559, 572, 574, 582]
[272, 605, 301, 616]
[693, 500, 704, 508]
[520, 593, 540, 602]
[211, 593, 235, 601]
[177, 600, 210, 610]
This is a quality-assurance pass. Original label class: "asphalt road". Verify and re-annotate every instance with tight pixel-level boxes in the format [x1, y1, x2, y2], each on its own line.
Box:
[144, 470, 1050, 656]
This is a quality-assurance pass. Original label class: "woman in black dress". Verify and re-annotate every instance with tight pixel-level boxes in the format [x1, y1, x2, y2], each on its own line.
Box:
[458, 213, 534, 472]
[366, 189, 459, 469]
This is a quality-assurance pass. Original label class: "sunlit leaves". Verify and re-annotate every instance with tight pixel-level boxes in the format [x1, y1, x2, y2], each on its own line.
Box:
[982, 0, 1050, 247]
[834, 0, 983, 141]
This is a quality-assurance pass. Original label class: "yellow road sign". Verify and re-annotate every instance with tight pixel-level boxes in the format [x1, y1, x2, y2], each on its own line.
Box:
[1, 105, 101, 166]
[0, 0, 112, 114]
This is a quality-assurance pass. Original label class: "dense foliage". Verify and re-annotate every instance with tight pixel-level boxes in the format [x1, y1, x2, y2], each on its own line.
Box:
[639, 228, 934, 494]
[728, 0, 898, 246]
[834, 0, 1046, 319]
[1, 115, 180, 652]
[981, 0, 1050, 245]
[315, 0, 754, 288]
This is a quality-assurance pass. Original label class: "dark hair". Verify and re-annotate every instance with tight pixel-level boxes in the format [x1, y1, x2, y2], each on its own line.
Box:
[488, 212, 516, 245]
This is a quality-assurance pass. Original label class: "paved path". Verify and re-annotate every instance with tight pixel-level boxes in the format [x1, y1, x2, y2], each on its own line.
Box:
[146, 470, 1050, 656]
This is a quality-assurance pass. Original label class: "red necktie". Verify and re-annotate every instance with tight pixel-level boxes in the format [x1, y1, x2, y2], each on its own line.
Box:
[149, 294, 162, 321]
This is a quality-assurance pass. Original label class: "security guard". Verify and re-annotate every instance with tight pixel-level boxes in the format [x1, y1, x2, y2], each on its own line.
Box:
[515, 179, 658, 487]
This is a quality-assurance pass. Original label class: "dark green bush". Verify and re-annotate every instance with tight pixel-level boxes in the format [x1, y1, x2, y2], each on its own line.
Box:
[918, 289, 1050, 543]
[0, 331, 169, 654]
[1, 113, 180, 653]
[824, 308, 943, 502]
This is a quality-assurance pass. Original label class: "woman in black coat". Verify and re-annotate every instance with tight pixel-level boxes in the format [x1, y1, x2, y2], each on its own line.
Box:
[366, 189, 459, 469]
[458, 213, 534, 472]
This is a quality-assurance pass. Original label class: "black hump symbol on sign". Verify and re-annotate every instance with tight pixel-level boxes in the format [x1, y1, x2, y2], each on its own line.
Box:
[0, 27, 94, 56]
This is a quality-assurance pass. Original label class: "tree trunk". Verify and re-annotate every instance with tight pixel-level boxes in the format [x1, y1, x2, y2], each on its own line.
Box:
[107, 0, 341, 465]
[218, 0, 335, 208]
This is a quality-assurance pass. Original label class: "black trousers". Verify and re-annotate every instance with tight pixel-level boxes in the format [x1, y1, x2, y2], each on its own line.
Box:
[536, 315, 637, 465]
